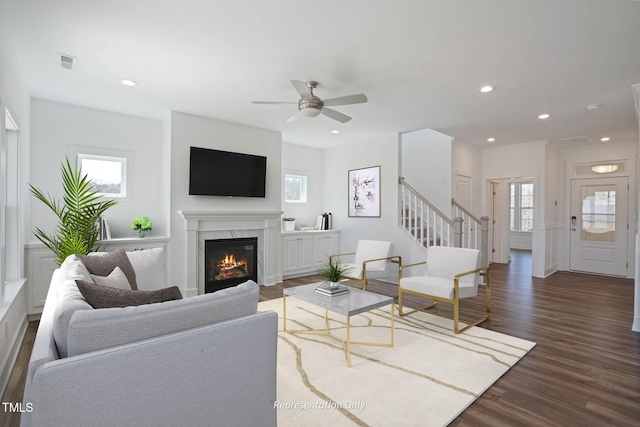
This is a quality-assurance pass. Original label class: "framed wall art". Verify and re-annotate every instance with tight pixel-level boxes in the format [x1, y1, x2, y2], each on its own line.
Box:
[348, 166, 381, 217]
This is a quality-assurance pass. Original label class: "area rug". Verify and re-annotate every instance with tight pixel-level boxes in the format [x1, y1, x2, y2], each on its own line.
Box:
[258, 298, 536, 427]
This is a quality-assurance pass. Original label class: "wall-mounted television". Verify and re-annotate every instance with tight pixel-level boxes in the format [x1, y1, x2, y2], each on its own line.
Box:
[188, 146, 267, 197]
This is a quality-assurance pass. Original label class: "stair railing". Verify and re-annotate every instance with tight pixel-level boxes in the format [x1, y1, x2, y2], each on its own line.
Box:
[399, 178, 453, 249]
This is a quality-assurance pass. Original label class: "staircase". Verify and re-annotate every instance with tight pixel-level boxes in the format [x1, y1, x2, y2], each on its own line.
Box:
[399, 178, 489, 265]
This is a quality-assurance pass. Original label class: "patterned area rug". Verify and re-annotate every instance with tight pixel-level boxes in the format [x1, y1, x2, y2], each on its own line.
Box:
[259, 297, 535, 427]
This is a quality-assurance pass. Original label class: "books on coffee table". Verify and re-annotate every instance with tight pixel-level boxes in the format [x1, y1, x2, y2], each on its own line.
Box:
[314, 283, 350, 297]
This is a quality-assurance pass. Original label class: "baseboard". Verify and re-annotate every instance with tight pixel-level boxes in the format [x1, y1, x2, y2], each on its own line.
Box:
[0, 318, 28, 399]
[632, 316, 640, 333]
[544, 265, 559, 277]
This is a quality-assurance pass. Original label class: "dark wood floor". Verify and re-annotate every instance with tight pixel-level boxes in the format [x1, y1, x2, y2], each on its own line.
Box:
[4, 250, 640, 426]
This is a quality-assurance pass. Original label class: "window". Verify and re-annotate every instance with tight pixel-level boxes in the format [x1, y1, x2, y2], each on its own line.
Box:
[77, 154, 127, 198]
[284, 174, 307, 203]
[510, 182, 533, 232]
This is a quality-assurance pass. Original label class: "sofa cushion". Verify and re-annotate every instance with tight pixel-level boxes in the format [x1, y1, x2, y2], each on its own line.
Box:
[79, 247, 138, 290]
[52, 278, 94, 358]
[67, 280, 259, 357]
[90, 266, 132, 290]
[76, 280, 182, 309]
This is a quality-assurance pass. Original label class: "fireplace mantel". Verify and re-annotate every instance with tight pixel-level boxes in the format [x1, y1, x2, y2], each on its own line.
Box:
[178, 210, 283, 296]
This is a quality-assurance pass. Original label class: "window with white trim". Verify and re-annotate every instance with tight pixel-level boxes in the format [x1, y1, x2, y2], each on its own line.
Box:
[284, 174, 308, 204]
[510, 182, 533, 232]
[77, 154, 127, 198]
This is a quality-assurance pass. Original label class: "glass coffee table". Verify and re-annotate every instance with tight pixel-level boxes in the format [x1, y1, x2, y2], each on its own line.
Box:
[283, 282, 394, 367]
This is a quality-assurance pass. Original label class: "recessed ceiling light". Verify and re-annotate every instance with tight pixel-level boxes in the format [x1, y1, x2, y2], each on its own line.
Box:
[487, 137, 496, 142]
[479, 85, 495, 93]
[600, 137, 611, 142]
[331, 130, 340, 134]
[586, 104, 600, 111]
[538, 113, 550, 119]
[121, 79, 137, 87]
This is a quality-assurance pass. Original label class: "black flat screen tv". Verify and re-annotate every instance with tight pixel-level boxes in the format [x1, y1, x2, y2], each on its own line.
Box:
[189, 146, 267, 197]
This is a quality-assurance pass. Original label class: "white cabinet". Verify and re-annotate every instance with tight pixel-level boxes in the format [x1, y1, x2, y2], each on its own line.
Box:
[282, 231, 340, 279]
[314, 233, 339, 267]
[25, 237, 169, 316]
[282, 234, 313, 273]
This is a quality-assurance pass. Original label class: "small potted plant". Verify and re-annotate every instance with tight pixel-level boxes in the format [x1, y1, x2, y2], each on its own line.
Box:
[131, 216, 153, 238]
[282, 217, 295, 232]
[317, 257, 352, 289]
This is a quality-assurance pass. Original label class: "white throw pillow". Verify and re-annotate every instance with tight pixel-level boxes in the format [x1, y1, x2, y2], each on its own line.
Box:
[90, 266, 132, 290]
[125, 247, 166, 291]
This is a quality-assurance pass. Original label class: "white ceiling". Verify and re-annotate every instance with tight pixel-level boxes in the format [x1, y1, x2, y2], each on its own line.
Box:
[1, 0, 639, 149]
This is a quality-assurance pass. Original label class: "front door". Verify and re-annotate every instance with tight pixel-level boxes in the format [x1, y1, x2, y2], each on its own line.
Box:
[570, 177, 628, 276]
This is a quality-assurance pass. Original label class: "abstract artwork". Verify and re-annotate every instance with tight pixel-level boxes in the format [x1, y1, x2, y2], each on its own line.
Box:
[348, 166, 380, 217]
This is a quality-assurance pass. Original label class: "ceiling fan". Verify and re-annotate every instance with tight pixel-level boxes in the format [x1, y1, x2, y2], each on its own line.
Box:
[252, 80, 367, 123]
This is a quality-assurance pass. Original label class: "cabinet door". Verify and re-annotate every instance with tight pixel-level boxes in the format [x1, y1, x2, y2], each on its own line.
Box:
[298, 236, 313, 270]
[25, 247, 58, 315]
[282, 236, 300, 272]
[313, 234, 340, 266]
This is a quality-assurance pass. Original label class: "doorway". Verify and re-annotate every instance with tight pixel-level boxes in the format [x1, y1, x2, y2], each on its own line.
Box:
[570, 177, 628, 276]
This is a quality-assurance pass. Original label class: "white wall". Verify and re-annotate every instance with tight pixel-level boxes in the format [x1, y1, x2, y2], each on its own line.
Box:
[29, 99, 165, 239]
[323, 134, 423, 279]
[401, 129, 453, 215]
[169, 112, 282, 289]
[281, 142, 324, 230]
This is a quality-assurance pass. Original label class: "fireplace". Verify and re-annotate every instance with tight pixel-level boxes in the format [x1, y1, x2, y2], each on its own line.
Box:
[205, 237, 258, 293]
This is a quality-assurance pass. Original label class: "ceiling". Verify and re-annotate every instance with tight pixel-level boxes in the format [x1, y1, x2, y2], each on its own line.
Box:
[1, 0, 639, 149]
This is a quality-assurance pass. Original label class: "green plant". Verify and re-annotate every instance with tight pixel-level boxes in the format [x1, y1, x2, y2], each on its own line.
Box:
[316, 257, 352, 283]
[29, 158, 118, 266]
[131, 216, 153, 232]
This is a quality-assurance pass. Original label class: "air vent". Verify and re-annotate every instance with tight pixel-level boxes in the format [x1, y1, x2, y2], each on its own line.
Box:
[559, 136, 592, 144]
[60, 54, 74, 70]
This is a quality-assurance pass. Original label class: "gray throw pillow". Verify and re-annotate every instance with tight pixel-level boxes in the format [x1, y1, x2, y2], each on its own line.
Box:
[76, 280, 183, 309]
[78, 247, 138, 290]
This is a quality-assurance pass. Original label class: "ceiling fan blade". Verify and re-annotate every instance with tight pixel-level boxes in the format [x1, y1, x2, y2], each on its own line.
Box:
[321, 108, 352, 123]
[285, 110, 305, 123]
[252, 101, 297, 105]
[322, 94, 368, 107]
[291, 80, 312, 100]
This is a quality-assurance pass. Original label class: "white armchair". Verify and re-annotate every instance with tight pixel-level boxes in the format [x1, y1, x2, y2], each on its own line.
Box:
[330, 240, 399, 291]
[398, 246, 490, 333]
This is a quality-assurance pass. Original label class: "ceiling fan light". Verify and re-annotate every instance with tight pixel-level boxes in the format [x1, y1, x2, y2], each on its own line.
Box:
[591, 164, 618, 174]
[300, 107, 321, 117]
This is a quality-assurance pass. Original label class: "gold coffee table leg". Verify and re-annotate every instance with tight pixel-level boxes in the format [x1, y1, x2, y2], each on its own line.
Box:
[346, 317, 351, 367]
[283, 293, 287, 332]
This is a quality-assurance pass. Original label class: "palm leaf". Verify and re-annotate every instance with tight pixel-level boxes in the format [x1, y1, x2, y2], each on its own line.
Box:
[29, 157, 118, 266]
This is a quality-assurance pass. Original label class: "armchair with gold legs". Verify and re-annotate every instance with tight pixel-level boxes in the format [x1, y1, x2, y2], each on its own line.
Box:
[398, 246, 490, 334]
[330, 240, 400, 291]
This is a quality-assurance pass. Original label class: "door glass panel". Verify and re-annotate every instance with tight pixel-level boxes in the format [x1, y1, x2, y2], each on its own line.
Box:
[581, 185, 615, 242]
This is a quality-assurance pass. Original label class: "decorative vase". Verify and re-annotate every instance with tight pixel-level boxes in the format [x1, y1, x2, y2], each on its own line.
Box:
[136, 229, 146, 238]
[329, 281, 340, 289]
[283, 221, 295, 232]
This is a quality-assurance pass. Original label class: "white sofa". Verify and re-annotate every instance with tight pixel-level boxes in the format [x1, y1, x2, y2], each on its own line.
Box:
[22, 248, 277, 427]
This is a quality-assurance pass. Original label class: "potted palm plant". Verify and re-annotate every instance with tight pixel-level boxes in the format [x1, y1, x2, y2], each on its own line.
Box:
[316, 257, 352, 289]
[29, 157, 118, 266]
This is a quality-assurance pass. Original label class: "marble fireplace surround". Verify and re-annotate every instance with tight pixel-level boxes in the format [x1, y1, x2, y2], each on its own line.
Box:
[178, 210, 283, 296]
